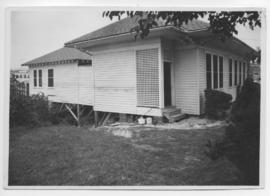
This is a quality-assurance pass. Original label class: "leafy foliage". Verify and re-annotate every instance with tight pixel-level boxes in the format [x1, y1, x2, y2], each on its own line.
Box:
[206, 78, 260, 185]
[9, 78, 49, 127]
[204, 89, 232, 119]
[103, 11, 261, 40]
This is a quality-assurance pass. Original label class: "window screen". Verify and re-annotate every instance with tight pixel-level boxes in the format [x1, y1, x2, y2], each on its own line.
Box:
[243, 63, 246, 81]
[136, 48, 159, 107]
[48, 69, 54, 87]
[206, 53, 212, 89]
[38, 70, 42, 87]
[213, 55, 218, 89]
[239, 62, 242, 85]
[229, 59, 232, 87]
[234, 60, 238, 85]
[219, 56, 223, 88]
[33, 70, 37, 87]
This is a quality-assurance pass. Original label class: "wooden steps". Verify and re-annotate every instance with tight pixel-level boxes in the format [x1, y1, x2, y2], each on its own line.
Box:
[162, 107, 187, 123]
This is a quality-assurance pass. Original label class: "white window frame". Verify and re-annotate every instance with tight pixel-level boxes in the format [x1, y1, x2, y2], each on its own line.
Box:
[48, 69, 54, 88]
[205, 52, 224, 90]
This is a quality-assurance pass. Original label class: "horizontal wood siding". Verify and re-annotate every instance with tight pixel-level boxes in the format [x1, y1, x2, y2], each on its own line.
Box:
[93, 50, 137, 114]
[174, 48, 200, 115]
[90, 38, 163, 116]
[78, 66, 94, 105]
[29, 63, 93, 105]
[198, 48, 206, 114]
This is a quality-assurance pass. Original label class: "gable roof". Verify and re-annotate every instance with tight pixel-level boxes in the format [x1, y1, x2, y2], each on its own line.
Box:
[65, 17, 210, 46]
[22, 47, 91, 66]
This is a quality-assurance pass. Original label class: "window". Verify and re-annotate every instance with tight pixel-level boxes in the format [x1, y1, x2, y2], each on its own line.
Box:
[206, 53, 223, 89]
[206, 53, 212, 89]
[234, 60, 238, 85]
[33, 70, 37, 87]
[48, 69, 54, 87]
[229, 59, 233, 87]
[243, 63, 246, 81]
[24, 74, 26, 78]
[38, 70, 42, 87]
[219, 56, 223, 88]
[20, 74, 22, 78]
[239, 62, 242, 85]
[213, 55, 218, 89]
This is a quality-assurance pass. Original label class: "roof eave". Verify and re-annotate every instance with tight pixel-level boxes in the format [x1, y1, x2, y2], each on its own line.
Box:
[64, 25, 190, 47]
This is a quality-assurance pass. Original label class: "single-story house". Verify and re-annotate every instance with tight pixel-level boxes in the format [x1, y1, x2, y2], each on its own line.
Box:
[22, 17, 258, 122]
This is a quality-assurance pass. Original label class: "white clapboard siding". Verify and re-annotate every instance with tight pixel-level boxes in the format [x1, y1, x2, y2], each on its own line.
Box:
[90, 37, 163, 116]
[198, 48, 206, 114]
[53, 63, 78, 104]
[93, 50, 137, 114]
[78, 66, 94, 105]
[29, 63, 93, 105]
[174, 48, 200, 115]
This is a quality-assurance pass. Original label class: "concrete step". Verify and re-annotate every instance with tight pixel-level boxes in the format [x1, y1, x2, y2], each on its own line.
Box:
[168, 113, 187, 123]
[163, 108, 182, 118]
[162, 108, 187, 123]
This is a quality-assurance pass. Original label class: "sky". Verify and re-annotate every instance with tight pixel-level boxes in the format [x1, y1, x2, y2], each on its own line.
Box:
[10, 8, 261, 69]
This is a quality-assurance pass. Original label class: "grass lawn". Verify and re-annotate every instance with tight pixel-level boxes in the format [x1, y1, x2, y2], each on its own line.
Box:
[8, 124, 242, 186]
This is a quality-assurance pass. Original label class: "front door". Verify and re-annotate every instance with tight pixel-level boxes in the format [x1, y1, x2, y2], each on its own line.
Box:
[164, 62, 172, 106]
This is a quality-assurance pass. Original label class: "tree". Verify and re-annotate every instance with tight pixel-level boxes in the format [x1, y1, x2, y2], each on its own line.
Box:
[205, 78, 260, 185]
[103, 11, 261, 40]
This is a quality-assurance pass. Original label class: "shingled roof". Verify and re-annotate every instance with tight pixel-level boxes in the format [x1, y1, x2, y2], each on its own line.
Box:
[65, 17, 210, 45]
[22, 47, 91, 66]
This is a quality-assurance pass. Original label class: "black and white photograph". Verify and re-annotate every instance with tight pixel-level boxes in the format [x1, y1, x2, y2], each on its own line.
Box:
[1, 1, 267, 191]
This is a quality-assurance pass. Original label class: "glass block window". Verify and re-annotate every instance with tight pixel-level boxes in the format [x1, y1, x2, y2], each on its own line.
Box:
[136, 48, 159, 107]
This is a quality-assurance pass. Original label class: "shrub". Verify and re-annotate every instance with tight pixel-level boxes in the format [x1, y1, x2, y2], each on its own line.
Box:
[204, 89, 232, 119]
[10, 93, 49, 127]
[49, 105, 62, 125]
[205, 78, 260, 185]
[9, 78, 50, 127]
